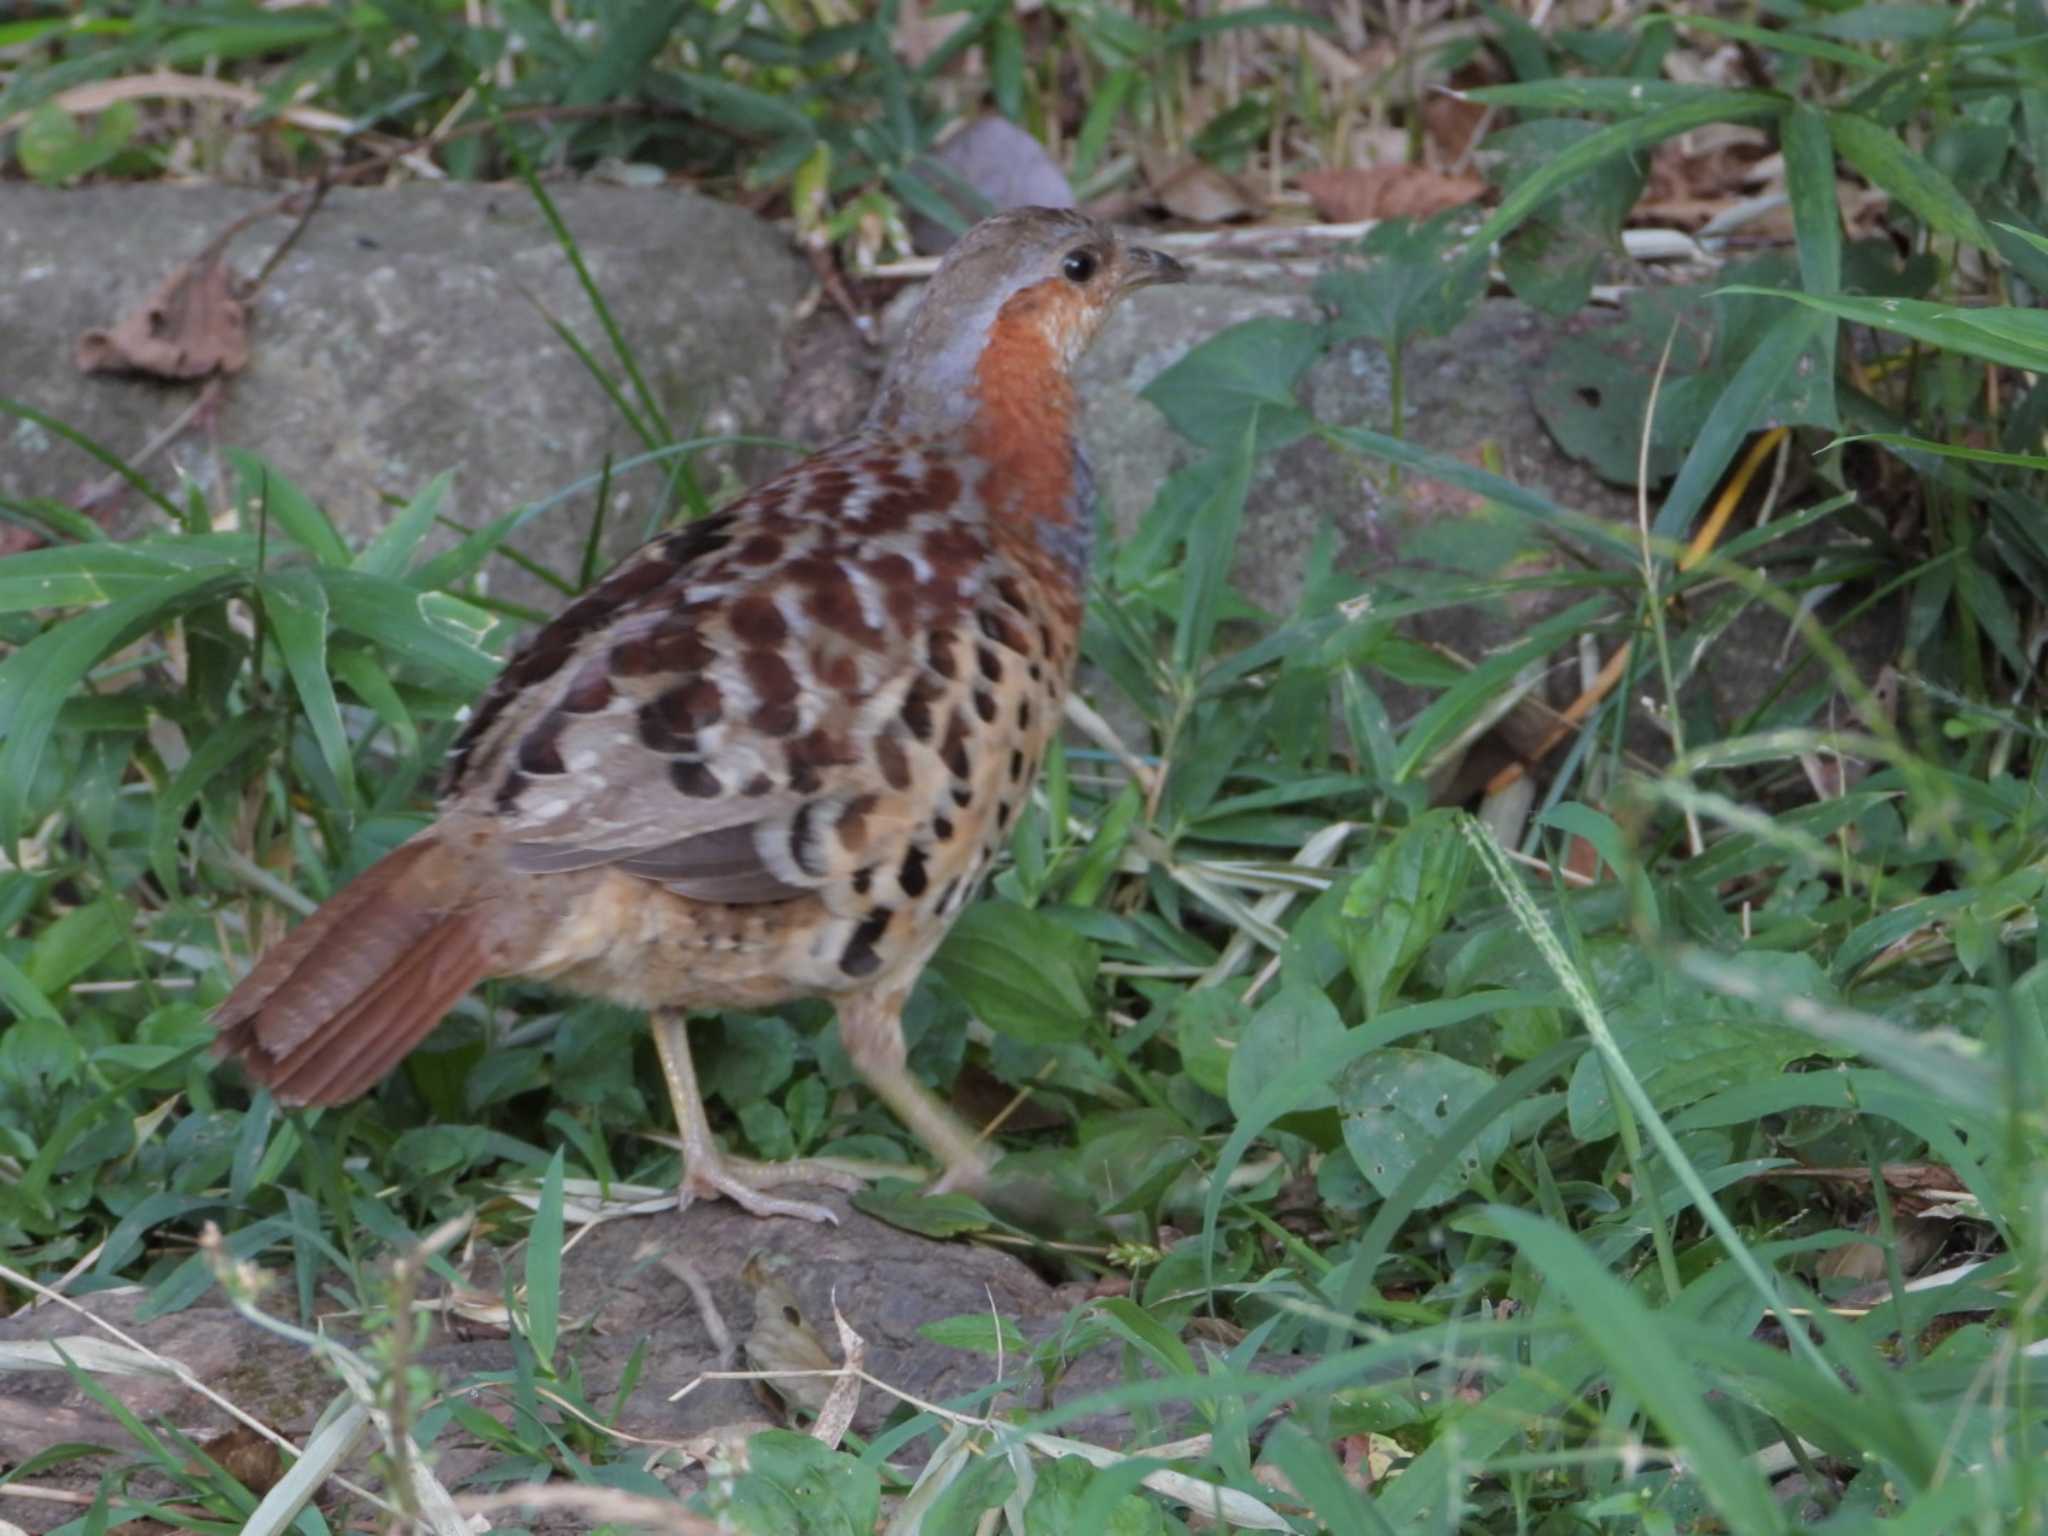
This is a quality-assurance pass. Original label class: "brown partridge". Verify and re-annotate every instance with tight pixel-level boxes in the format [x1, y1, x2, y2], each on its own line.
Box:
[214, 207, 1186, 1223]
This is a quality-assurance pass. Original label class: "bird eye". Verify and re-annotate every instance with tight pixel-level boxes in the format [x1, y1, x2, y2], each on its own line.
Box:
[1062, 249, 1099, 284]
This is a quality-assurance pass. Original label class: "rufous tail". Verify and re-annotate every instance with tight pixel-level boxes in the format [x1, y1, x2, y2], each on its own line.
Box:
[213, 836, 498, 1105]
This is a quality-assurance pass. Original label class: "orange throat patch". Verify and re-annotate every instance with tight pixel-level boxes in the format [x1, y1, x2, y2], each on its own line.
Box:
[965, 280, 1086, 525]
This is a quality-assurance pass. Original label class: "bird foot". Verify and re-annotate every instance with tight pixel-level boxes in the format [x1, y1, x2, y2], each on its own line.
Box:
[678, 1151, 900, 1224]
[926, 1151, 993, 1198]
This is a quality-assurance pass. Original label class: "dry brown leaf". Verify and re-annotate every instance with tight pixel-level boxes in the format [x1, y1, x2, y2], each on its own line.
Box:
[1298, 165, 1484, 223]
[741, 1255, 838, 1418]
[77, 250, 249, 380]
[1562, 833, 1607, 885]
[1422, 92, 1490, 164]
[808, 1300, 866, 1450]
[1149, 158, 1265, 224]
[190, 1424, 284, 1496]
[891, 0, 973, 68]
[1816, 1212, 1949, 1287]
[1634, 134, 1769, 229]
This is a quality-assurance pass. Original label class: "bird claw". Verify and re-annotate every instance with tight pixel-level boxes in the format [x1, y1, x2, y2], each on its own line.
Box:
[679, 1162, 841, 1225]
[926, 1152, 993, 1198]
[676, 1150, 910, 1223]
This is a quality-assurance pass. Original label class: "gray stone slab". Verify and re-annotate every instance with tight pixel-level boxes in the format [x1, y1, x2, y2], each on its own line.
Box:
[2, 183, 811, 610]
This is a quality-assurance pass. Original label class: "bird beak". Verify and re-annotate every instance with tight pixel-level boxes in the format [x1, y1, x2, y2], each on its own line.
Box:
[1121, 245, 1189, 289]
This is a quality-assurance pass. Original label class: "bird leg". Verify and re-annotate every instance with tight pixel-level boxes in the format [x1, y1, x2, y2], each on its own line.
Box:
[651, 1011, 877, 1224]
[838, 988, 993, 1195]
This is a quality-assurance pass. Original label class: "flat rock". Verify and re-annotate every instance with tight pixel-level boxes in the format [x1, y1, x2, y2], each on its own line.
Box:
[1, 183, 812, 613]
[0, 1192, 1199, 1531]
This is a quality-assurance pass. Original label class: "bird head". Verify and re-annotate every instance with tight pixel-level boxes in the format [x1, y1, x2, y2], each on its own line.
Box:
[867, 207, 1187, 437]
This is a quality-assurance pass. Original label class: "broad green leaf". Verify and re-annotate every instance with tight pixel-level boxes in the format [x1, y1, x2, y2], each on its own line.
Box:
[918, 1313, 1027, 1357]
[1172, 427, 1255, 677]
[1139, 317, 1320, 453]
[0, 572, 235, 849]
[852, 1179, 993, 1238]
[1318, 210, 1487, 348]
[1653, 307, 1829, 543]
[1175, 988, 1247, 1099]
[329, 643, 421, 764]
[933, 899, 1097, 1043]
[0, 534, 253, 613]
[1094, 1296, 1197, 1377]
[1668, 16, 1881, 71]
[1343, 809, 1473, 1015]
[319, 570, 502, 693]
[711, 1429, 879, 1536]
[1492, 118, 1645, 316]
[0, 950, 63, 1028]
[1227, 983, 1346, 1120]
[1837, 432, 2048, 473]
[1811, 3, 1959, 41]
[1339, 1048, 1509, 1207]
[1465, 89, 1786, 262]
[1024, 1457, 1169, 1536]
[703, 1013, 796, 1106]
[26, 897, 126, 993]
[17, 100, 136, 183]
[1782, 101, 1841, 397]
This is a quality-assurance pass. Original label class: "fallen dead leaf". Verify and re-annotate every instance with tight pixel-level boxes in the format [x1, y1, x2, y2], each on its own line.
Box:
[1340, 1432, 1403, 1488]
[1421, 92, 1491, 165]
[1816, 1212, 1949, 1287]
[808, 1301, 866, 1450]
[741, 1254, 838, 1419]
[1149, 157, 1266, 224]
[1298, 165, 1484, 223]
[1633, 128, 1771, 230]
[76, 249, 249, 380]
[189, 1424, 284, 1496]
[1562, 832, 1607, 885]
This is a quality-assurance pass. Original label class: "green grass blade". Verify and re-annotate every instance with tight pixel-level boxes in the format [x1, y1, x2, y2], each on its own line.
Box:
[1459, 816, 1837, 1382]
[355, 470, 453, 579]
[1483, 1208, 1787, 1533]
[1725, 288, 2048, 371]
[0, 574, 233, 851]
[228, 451, 351, 567]
[259, 568, 356, 809]
[524, 1147, 566, 1371]
[0, 396, 183, 523]
[1828, 109, 1993, 249]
